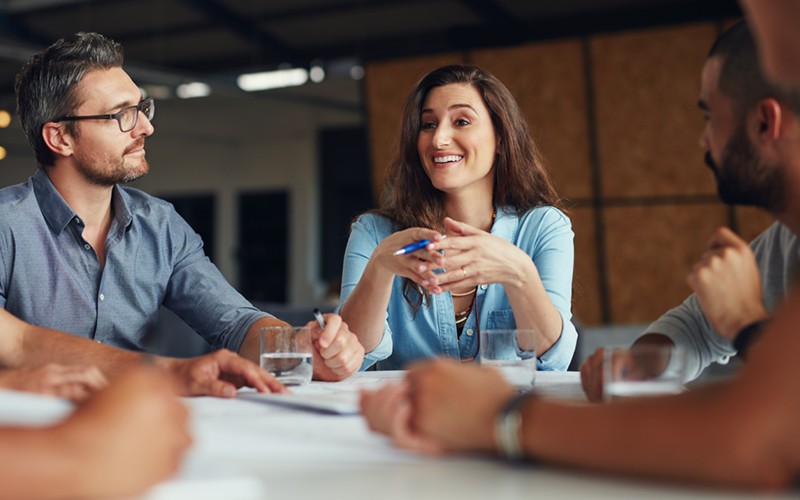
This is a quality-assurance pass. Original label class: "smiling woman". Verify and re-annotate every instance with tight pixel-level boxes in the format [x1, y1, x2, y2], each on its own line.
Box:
[338, 64, 577, 371]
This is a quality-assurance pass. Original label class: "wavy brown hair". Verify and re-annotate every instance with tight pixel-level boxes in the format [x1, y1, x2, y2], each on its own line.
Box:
[372, 64, 563, 311]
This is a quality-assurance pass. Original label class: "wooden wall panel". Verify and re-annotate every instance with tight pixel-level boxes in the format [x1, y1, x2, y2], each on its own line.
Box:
[471, 40, 592, 200]
[570, 206, 602, 325]
[364, 53, 465, 201]
[604, 203, 728, 323]
[592, 24, 718, 198]
[362, 21, 739, 327]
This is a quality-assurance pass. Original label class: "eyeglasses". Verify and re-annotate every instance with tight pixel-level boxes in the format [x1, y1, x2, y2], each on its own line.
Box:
[53, 98, 155, 133]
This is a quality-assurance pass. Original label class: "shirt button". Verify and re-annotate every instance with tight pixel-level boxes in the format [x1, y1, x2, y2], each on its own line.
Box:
[465, 329, 474, 336]
[480, 284, 488, 290]
[99, 293, 105, 301]
[84, 243, 91, 250]
[74, 217, 82, 225]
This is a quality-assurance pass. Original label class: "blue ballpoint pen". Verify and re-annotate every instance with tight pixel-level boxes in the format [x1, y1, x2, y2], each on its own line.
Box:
[393, 239, 430, 256]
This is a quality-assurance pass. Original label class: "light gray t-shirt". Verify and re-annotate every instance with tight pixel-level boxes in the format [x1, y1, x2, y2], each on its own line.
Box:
[645, 221, 799, 380]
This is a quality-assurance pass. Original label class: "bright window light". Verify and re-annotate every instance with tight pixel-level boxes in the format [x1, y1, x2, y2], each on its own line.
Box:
[237, 68, 309, 91]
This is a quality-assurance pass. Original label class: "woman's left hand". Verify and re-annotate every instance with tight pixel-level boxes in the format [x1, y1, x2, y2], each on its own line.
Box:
[426, 217, 534, 294]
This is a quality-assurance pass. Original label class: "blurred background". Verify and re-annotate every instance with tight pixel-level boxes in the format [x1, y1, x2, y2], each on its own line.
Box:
[0, 0, 770, 359]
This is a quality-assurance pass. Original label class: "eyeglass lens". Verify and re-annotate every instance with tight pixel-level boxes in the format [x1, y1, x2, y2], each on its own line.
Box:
[119, 99, 154, 132]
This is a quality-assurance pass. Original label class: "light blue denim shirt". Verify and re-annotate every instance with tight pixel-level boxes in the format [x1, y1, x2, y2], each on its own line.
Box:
[339, 206, 577, 370]
[0, 169, 270, 352]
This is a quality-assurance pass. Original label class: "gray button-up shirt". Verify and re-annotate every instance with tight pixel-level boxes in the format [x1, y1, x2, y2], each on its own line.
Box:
[0, 169, 270, 353]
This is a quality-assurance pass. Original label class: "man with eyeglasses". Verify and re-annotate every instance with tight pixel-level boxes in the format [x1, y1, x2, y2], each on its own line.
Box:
[1, 32, 364, 382]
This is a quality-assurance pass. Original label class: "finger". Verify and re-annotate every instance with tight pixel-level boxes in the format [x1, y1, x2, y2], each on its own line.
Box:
[315, 314, 343, 349]
[215, 351, 278, 393]
[54, 382, 93, 402]
[435, 267, 476, 288]
[443, 217, 484, 237]
[708, 226, 746, 250]
[200, 379, 239, 398]
[322, 337, 361, 373]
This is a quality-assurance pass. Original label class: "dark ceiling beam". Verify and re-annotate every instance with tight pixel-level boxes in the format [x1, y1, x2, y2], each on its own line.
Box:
[101, 0, 415, 62]
[180, 0, 299, 63]
[444, 0, 742, 51]
[0, 9, 56, 47]
[148, 0, 741, 76]
[457, 0, 518, 24]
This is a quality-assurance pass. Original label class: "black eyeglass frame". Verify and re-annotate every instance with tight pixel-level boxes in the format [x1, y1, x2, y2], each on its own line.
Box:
[52, 98, 155, 133]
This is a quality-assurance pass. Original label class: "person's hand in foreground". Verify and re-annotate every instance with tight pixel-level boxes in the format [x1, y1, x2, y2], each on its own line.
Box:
[3, 368, 192, 499]
[579, 347, 608, 402]
[308, 314, 365, 381]
[361, 358, 515, 453]
[361, 381, 443, 454]
[162, 349, 288, 397]
[687, 227, 769, 339]
[0, 364, 108, 401]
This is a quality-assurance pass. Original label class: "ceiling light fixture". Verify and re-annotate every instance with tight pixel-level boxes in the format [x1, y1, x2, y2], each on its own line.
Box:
[237, 68, 309, 92]
[176, 82, 211, 99]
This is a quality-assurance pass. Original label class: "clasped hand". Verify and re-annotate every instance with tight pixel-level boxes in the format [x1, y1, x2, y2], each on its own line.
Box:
[375, 217, 527, 295]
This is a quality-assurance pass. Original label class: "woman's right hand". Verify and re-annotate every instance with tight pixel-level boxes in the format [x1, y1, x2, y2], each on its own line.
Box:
[370, 228, 445, 292]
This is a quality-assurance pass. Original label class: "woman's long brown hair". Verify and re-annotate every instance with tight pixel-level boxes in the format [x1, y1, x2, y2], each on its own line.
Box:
[370, 64, 563, 312]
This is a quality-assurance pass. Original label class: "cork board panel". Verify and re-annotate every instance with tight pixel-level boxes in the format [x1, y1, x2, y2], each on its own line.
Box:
[735, 206, 776, 242]
[604, 203, 728, 323]
[364, 52, 465, 202]
[471, 40, 592, 201]
[592, 23, 718, 198]
[569, 206, 602, 325]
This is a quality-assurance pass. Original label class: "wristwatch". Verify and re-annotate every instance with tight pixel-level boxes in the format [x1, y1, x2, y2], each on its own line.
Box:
[494, 392, 535, 460]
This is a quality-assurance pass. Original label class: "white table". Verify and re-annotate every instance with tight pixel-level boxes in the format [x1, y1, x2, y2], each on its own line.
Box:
[0, 372, 793, 499]
[151, 371, 793, 499]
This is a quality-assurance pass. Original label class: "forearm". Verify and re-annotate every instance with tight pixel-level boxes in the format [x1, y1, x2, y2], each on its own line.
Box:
[16, 321, 142, 378]
[522, 384, 792, 488]
[504, 257, 563, 355]
[0, 426, 85, 499]
[339, 259, 395, 352]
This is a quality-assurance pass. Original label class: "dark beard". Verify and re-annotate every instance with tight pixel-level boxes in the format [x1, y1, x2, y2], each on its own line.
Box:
[76, 160, 148, 186]
[705, 125, 786, 213]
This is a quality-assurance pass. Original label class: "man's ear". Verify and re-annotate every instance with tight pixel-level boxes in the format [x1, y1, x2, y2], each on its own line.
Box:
[41, 122, 74, 158]
[754, 97, 783, 143]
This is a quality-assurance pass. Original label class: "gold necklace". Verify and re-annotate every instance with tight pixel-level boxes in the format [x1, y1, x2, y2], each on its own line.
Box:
[451, 287, 477, 297]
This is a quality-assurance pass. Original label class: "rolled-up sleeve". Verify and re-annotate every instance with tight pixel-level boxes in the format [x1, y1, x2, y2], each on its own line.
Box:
[338, 215, 393, 369]
[162, 209, 270, 352]
[523, 208, 578, 371]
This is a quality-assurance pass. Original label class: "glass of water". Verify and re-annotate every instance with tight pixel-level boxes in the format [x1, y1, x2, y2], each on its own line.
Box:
[603, 345, 686, 401]
[260, 326, 314, 386]
[479, 329, 537, 389]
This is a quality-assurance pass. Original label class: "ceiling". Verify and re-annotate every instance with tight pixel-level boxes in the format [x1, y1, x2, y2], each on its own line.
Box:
[0, 0, 740, 106]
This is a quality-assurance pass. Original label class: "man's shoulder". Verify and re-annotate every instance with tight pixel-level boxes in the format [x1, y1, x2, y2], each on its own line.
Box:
[0, 179, 36, 214]
[750, 221, 798, 256]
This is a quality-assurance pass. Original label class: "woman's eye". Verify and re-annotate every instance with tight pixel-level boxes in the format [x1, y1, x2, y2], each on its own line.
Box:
[421, 121, 437, 130]
[455, 119, 470, 126]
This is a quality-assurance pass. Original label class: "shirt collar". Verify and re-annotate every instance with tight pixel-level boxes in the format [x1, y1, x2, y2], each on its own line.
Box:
[32, 169, 133, 234]
[491, 205, 519, 241]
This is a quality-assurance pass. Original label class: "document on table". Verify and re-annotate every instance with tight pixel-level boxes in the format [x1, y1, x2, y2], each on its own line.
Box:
[236, 370, 407, 415]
